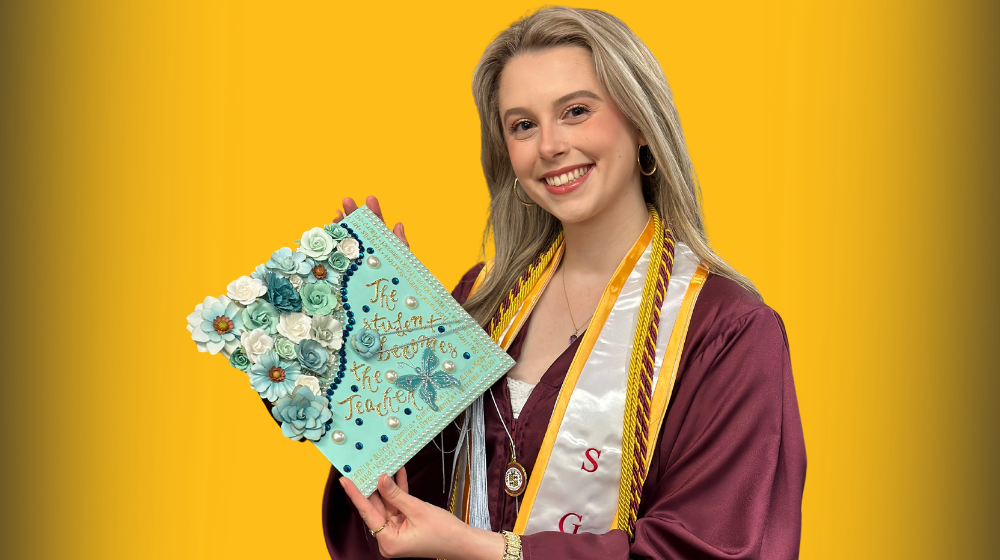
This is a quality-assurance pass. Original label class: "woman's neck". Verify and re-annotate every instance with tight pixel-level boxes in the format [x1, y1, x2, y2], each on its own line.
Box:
[558, 185, 649, 279]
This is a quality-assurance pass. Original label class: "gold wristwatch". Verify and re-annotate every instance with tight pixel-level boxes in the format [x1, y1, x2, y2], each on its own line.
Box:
[500, 530, 522, 560]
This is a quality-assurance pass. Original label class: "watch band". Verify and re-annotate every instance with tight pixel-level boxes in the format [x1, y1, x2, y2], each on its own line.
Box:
[500, 530, 522, 560]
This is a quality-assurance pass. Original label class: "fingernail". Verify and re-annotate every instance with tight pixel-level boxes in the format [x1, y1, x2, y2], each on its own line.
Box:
[383, 474, 396, 488]
[399, 223, 405, 235]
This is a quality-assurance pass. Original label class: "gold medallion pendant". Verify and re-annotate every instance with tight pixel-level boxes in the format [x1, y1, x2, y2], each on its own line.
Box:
[504, 460, 527, 497]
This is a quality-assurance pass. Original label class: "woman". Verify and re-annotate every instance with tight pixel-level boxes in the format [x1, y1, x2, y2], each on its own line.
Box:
[328, 6, 805, 560]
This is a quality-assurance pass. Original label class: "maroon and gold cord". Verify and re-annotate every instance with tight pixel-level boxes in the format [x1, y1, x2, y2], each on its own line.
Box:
[616, 206, 675, 538]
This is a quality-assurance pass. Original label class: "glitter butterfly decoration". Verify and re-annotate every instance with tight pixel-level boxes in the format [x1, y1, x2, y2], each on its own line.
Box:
[395, 348, 462, 412]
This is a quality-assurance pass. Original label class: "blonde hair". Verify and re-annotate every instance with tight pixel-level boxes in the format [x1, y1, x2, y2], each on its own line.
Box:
[464, 6, 758, 325]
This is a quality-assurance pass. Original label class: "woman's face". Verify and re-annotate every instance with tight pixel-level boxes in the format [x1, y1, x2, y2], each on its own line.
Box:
[498, 45, 643, 225]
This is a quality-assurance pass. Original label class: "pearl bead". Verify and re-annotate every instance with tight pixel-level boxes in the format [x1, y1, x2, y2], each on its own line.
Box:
[384, 369, 398, 383]
[442, 360, 456, 374]
[331, 430, 346, 445]
[366, 256, 380, 269]
[386, 416, 401, 430]
[404, 296, 418, 309]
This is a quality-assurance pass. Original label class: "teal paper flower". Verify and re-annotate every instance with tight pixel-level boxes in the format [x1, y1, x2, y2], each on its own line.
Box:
[305, 262, 339, 286]
[265, 272, 302, 314]
[229, 348, 251, 371]
[265, 247, 312, 277]
[187, 295, 245, 356]
[250, 263, 269, 281]
[327, 251, 350, 273]
[248, 350, 301, 402]
[350, 328, 383, 359]
[242, 300, 280, 335]
[298, 227, 336, 259]
[324, 223, 350, 241]
[271, 385, 333, 441]
[273, 336, 298, 360]
[295, 339, 329, 375]
[301, 282, 336, 315]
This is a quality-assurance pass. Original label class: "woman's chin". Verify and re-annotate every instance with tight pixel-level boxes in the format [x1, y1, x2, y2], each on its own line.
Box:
[542, 197, 605, 226]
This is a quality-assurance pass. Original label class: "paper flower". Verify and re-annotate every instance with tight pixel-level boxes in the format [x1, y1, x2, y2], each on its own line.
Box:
[294, 375, 322, 397]
[288, 274, 304, 290]
[240, 328, 274, 364]
[229, 348, 251, 371]
[187, 295, 245, 356]
[242, 300, 279, 335]
[273, 335, 298, 360]
[350, 327, 383, 358]
[277, 312, 312, 344]
[265, 247, 312, 277]
[301, 282, 336, 316]
[324, 223, 350, 241]
[226, 276, 267, 306]
[295, 339, 330, 375]
[306, 263, 333, 284]
[339, 238, 360, 260]
[327, 251, 350, 274]
[271, 385, 332, 441]
[310, 315, 343, 351]
[264, 272, 302, 314]
[298, 227, 336, 259]
[248, 350, 301, 402]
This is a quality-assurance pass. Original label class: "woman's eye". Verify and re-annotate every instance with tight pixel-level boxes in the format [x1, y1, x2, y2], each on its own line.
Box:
[565, 105, 590, 118]
[509, 120, 535, 136]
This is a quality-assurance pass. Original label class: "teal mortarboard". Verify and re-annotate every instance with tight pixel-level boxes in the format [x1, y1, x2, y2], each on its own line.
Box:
[187, 205, 514, 496]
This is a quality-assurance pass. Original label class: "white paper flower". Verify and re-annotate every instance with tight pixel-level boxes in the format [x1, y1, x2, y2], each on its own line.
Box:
[226, 276, 267, 306]
[288, 274, 304, 289]
[294, 375, 322, 397]
[310, 314, 344, 351]
[187, 295, 244, 356]
[297, 227, 336, 259]
[339, 238, 360, 260]
[277, 312, 312, 344]
[240, 328, 274, 364]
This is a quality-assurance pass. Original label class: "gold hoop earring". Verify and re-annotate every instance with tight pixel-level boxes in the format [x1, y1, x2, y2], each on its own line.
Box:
[513, 178, 536, 206]
[638, 145, 657, 176]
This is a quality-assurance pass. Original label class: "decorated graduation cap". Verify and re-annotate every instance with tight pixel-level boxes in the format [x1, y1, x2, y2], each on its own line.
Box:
[187, 205, 514, 495]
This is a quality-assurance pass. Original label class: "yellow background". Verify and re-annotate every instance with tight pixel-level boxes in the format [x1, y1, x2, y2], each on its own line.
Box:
[3, 1, 997, 558]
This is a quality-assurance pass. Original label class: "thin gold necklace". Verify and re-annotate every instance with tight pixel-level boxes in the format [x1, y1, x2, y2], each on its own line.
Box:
[561, 267, 595, 345]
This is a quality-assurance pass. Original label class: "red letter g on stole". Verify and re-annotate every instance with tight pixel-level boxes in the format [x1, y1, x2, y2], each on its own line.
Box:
[581, 448, 601, 472]
[558, 512, 582, 534]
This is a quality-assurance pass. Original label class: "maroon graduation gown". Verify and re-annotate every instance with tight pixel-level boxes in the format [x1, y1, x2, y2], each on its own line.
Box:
[321, 264, 806, 559]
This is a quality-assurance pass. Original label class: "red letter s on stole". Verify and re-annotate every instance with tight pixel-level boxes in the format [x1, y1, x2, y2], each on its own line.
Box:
[581, 448, 601, 472]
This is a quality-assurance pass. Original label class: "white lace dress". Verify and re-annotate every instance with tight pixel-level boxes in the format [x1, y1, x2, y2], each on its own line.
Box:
[507, 377, 536, 419]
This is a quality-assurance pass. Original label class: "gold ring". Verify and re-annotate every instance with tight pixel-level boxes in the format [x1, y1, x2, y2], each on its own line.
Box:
[369, 520, 389, 536]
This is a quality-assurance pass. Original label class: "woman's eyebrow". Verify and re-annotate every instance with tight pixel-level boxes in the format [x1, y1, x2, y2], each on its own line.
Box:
[502, 90, 603, 123]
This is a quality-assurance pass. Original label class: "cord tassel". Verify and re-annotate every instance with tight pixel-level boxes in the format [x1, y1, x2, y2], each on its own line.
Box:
[468, 395, 491, 530]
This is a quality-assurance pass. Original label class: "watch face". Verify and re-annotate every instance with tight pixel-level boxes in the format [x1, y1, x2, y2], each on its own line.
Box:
[504, 461, 527, 496]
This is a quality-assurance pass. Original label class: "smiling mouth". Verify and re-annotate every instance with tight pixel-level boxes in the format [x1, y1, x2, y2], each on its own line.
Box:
[543, 165, 593, 187]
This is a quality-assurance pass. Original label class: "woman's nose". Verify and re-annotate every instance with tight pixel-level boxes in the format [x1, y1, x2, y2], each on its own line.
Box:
[538, 123, 568, 160]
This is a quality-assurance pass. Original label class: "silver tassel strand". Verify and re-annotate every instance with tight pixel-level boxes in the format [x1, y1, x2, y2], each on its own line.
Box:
[468, 395, 491, 530]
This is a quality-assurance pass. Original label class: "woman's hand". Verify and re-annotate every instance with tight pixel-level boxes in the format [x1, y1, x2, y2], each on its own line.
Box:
[335, 195, 410, 248]
[340, 468, 505, 560]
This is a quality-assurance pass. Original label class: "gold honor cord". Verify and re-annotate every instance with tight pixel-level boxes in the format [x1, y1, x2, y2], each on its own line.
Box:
[615, 205, 670, 537]
[487, 233, 565, 342]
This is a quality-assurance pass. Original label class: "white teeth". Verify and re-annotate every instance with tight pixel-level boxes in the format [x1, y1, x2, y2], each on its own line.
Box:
[545, 165, 590, 186]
